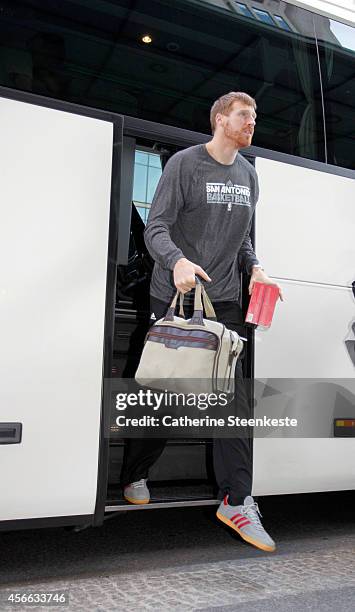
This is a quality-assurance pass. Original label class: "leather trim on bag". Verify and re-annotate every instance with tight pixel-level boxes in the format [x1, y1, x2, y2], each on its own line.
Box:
[148, 326, 218, 350]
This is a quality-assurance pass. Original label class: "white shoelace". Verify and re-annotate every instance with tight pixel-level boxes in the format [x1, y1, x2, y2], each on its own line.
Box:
[241, 501, 264, 531]
[131, 479, 146, 489]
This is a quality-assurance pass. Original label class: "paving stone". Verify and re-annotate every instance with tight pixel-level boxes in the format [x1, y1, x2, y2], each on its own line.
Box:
[0, 547, 354, 611]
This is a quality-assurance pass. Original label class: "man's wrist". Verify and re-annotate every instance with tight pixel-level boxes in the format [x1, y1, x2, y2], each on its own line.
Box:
[174, 257, 189, 268]
[171, 255, 188, 271]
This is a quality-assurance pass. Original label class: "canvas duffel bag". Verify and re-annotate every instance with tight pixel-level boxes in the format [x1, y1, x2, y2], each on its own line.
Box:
[135, 280, 244, 395]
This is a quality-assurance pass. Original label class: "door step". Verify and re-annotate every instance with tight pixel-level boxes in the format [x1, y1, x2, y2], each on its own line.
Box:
[105, 498, 219, 511]
[106, 482, 220, 511]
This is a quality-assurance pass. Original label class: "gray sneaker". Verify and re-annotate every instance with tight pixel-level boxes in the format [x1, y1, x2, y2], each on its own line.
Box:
[123, 479, 150, 504]
[216, 495, 275, 552]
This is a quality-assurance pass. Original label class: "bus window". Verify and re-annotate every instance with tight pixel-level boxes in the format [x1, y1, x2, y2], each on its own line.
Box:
[0, 0, 327, 165]
[133, 150, 162, 225]
[315, 16, 355, 170]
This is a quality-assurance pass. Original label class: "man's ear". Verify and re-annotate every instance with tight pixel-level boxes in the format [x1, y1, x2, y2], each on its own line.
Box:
[215, 113, 224, 129]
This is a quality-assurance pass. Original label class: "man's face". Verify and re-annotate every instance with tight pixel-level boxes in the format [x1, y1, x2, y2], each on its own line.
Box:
[219, 101, 256, 148]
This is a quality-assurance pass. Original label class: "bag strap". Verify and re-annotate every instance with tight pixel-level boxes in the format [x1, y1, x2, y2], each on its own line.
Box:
[201, 285, 217, 321]
[179, 293, 185, 317]
[189, 280, 204, 325]
[164, 277, 216, 323]
[190, 278, 217, 322]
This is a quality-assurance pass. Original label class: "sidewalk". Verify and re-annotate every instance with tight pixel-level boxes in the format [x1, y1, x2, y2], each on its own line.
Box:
[0, 544, 354, 611]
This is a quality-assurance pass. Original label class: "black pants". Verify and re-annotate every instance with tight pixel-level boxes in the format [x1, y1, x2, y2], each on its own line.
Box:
[120, 296, 253, 505]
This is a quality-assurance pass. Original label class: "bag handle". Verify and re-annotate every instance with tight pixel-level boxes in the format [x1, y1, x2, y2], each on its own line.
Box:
[164, 277, 216, 324]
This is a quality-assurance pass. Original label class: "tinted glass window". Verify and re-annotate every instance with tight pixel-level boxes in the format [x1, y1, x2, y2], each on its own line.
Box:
[0, 0, 326, 163]
[235, 3, 255, 19]
[274, 15, 292, 32]
[133, 150, 162, 224]
[253, 9, 276, 27]
[315, 16, 355, 169]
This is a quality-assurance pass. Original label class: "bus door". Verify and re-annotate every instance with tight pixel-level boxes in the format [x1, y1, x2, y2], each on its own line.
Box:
[0, 89, 120, 529]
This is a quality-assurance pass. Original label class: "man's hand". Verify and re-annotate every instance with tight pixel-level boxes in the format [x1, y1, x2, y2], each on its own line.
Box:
[173, 258, 211, 293]
[249, 267, 284, 301]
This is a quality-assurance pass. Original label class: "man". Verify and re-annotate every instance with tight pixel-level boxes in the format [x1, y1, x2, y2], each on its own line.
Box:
[121, 92, 282, 552]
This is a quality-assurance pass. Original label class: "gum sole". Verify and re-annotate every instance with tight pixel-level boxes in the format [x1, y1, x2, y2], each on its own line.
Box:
[123, 495, 150, 505]
[216, 511, 275, 552]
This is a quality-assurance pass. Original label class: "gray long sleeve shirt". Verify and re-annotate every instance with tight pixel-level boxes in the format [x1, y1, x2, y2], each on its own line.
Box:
[144, 144, 260, 304]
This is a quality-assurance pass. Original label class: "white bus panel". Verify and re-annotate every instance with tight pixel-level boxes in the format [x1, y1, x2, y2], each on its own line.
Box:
[253, 439, 355, 495]
[254, 279, 354, 378]
[255, 157, 355, 288]
[253, 156, 355, 495]
[0, 98, 113, 521]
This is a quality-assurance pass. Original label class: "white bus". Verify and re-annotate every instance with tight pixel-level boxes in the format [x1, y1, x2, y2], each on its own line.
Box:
[0, 0, 354, 531]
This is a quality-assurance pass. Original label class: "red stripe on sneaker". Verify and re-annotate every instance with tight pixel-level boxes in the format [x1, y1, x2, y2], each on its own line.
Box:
[230, 513, 243, 522]
[232, 515, 245, 524]
[234, 519, 251, 529]
[224, 496, 228, 506]
[234, 516, 250, 527]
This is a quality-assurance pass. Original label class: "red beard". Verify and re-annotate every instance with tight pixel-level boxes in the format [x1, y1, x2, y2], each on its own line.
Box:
[224, 123, 252, 148]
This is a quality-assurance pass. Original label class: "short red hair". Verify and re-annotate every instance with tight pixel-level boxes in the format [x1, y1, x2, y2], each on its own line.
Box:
[210, 92, 256, 133]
